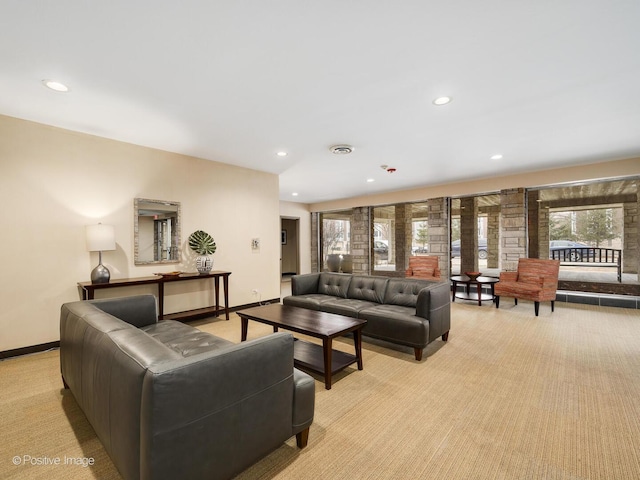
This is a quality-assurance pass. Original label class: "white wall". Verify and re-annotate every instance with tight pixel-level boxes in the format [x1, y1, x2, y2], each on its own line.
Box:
[0, 115, 281, 352]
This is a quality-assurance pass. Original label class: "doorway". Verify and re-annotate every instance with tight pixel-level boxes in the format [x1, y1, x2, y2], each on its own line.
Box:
[280, 217, 300, 280]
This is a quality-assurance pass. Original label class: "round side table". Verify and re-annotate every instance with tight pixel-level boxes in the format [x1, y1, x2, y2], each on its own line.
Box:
[450, 275, 499, 306]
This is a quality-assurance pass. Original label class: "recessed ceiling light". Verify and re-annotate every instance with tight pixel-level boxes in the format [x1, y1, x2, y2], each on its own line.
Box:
[42, 79, 69, 92]
[490, 154, 503, 160]
[291, 192, 298, 196]
[276, 151, 288, 157]
[366, 178, 375, 183]
[432, 96, 452, 106]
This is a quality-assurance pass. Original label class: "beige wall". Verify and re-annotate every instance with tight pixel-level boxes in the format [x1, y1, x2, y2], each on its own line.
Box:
[0, 115, 281, 352]
[310, 157, 640, 212]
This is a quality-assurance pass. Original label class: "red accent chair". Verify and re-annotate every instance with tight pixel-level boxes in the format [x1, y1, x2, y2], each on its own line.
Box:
[494, 258, 560, 316]
[405, 256, 441, 281]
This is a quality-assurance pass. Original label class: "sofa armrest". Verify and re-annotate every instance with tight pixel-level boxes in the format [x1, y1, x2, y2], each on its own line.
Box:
[291, 273, 321, 295]
[89, 294, 158, 328]
[292, 368, 315, 435]
[415, 282, 451, 341]
[140, 332, 304, 480]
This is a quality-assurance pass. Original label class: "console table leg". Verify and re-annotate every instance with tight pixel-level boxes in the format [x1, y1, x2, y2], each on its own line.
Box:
[223, 274, 230, 320]
[214, 277, 220, 317]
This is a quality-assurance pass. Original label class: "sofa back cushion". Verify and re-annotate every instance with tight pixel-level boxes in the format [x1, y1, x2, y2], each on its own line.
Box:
[384, 279, 433, 307]
[317, 273, 352, 298]
[347, 276, 389, 303]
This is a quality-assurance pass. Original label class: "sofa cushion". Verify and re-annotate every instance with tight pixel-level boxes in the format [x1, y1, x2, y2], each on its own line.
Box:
[358, 304, 429, 348]
[347, 276, 389, 303]
[282, 294, 336, 311]
[383, 279, 432, 308]
[320, 298, 379, 317]
[317, 273, 352, 298]
[141, 320, 234, 357]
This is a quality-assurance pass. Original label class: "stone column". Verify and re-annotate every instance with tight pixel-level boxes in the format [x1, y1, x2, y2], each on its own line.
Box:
[427, 197, 449, 278]
[538, 201, 550, 260]
[310, 212, 320, 272]
[500, 188, 527, 271]
[623, 200, 639, 276]
[350, 207, 370, 275]
[394, 204, 411, 273]
[486, 208, 500, 269]
[460, 196, 478, 274]
[527, 190, 540, 258]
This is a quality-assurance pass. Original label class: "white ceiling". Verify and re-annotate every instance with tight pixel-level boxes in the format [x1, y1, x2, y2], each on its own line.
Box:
[2, 1, 640, 204]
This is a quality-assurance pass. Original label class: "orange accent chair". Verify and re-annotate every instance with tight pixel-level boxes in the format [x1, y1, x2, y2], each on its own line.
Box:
[494, 258, 560, 316]
[405, 256, 441, 281]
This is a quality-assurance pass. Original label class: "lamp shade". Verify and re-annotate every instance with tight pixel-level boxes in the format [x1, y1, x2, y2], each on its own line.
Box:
[86, 224, 116, 252]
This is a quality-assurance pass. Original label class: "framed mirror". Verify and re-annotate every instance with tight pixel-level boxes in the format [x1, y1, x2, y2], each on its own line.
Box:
[134, 198, 181, 265]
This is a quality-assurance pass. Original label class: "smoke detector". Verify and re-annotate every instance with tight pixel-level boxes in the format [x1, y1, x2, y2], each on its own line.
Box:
[330, 145, 354, 155]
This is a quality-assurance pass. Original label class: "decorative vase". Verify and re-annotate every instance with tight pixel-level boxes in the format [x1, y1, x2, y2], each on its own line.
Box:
[326, 254, 341, 272]
[196, 255, 213, 274]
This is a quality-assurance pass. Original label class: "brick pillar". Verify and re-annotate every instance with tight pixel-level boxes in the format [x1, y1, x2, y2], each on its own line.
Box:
[310, 212, 320, 272]
[487, 208, 500, 269]
[500, 188, 527, 271]
[428, 197, 449, 278]
[460, 197, 478, 273]
[623, 200, 639, 276]
[538, 200, 550, 260]
[394, 204, 410, 273]
[528, 190, 540, 258]
[351, 207, 370, 275]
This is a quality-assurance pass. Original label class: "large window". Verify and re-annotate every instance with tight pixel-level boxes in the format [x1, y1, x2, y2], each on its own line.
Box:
[534, 178, 637, 284]
[320, 211, 352, 272]
[373, 206, 394, 271]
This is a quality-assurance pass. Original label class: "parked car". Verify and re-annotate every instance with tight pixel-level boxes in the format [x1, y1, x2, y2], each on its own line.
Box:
[451, 239, 488, 259]
[374, 240, 388, 260]
[549, 240, 594, 261]
[413, 246, 429, 254]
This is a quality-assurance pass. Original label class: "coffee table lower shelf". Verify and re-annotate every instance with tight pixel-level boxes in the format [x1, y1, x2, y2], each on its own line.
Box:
[293, 339, 359, 378]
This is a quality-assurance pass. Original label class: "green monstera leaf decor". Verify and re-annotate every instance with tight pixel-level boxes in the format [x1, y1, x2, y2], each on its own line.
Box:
[188, 230, 217, 255]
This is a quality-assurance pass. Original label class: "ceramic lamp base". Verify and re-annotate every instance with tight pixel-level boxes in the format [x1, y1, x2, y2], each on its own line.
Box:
[91, 263, 111, 284]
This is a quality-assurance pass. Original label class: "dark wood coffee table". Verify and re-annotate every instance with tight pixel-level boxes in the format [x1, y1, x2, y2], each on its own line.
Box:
[237, 304, 366, 390]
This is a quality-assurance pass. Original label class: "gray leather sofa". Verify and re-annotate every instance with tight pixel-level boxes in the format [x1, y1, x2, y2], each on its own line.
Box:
[283, 273, 450, 361]
[60, 295, 315, 480]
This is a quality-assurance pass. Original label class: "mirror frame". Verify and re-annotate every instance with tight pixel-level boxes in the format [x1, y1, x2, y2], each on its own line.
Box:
[134, 197, 182, 265]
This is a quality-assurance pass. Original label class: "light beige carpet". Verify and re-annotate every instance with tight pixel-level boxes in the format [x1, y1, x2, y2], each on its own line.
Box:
[2, 301, 640, 479]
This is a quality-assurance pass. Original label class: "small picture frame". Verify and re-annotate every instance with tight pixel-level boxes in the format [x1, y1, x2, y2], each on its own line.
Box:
[281, 230, 287, 245]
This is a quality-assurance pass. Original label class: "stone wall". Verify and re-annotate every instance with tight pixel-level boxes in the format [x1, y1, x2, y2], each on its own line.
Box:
[623, 201, 639, 274]
[500, 188, 527, 271]
[310, 212, 320, 272]
[351, 207, 370, 275]
[427, 197, 449, 278]
[460, 196, 478, 273]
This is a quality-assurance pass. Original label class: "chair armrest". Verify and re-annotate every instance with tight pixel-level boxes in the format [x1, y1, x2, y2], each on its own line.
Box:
[291, 273, 321, 295]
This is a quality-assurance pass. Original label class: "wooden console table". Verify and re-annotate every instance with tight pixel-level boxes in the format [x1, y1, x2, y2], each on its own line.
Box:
[78, 271, 231, 321]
